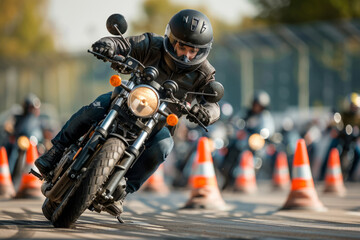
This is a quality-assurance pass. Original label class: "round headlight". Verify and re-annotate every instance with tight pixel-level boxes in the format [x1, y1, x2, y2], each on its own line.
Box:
[127, 85, 159, 117]
[248, 133, 265, 151]
[17, 136, 30, 151]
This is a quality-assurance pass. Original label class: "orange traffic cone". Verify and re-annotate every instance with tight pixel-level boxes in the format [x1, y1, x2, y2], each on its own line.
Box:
[233, 150, 257, 193]
[15, 142, 43, 199]
[182, 137, 227, 210]
[281, 139, 326, 211]
[0, 146, 16, 199]
[142, 163, 169, 195]
[323, 148, 346, 196]
[272, 151, 290, 190]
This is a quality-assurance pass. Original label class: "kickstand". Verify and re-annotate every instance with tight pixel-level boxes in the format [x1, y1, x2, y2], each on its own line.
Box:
[117, 215, 125, 224]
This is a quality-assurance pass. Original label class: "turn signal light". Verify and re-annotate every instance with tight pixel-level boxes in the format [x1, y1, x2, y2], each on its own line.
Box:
[110, 75, 122, 87]
[166, 114, 178, 126]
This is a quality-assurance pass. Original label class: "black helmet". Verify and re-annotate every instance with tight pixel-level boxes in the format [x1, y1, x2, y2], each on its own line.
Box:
[23, 93, 41, 114]
[252, 90, 270, 108]
[163, 9, 213, 71]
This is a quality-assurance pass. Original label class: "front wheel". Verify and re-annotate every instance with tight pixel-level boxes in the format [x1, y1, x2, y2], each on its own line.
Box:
[51, 137, 126, 228]
[42, 198, 59, 221]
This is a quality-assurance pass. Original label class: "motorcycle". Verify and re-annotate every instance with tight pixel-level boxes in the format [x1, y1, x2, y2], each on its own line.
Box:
[32, 14, 224, 228]
[3, 109, 46, 191]
[219, 114, 276, 189]
[321, 112, 360, 181]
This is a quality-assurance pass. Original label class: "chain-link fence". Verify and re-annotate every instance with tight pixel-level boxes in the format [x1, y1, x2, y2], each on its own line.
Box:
[211, 19, 360, 112]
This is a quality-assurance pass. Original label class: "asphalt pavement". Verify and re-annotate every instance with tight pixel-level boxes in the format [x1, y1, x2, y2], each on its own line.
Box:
[0, 182, 359, 239]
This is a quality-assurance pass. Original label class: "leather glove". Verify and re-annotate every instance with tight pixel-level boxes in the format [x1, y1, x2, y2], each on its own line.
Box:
[186, 104, 211, 126]
[92, 37, 116, 58]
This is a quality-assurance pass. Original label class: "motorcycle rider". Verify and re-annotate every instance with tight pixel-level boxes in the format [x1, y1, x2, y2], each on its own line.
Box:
[340, 92, 360, 128]
[4, 94, 44, 174]
[320, 92, 360, 180]
[244, 90, 275, 138]
[13, 94, 43, 141]
[35, 9, 221, 209]
[220, 90, 275, 188]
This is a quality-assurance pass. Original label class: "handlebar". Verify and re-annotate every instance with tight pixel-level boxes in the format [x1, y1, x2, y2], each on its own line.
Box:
[113, 55, 126, 62]
[88, 49, 145, 74]
[164, 92, 208, 132]
[89, 49, 209, 132]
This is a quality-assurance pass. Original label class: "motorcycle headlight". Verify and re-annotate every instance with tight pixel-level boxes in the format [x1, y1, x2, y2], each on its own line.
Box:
[127, 85, 159, 118]
[248, 133, 265, 151]
[17, 136, 30, 151]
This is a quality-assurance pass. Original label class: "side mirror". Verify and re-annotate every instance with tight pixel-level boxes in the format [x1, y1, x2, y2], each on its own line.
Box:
[106, 14, 128, 35]
[163, 80, 179, 94]
[203, 81, 224, 103]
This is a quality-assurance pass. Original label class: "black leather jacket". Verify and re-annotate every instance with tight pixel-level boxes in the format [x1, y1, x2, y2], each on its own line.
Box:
[106, 32, 221, 125]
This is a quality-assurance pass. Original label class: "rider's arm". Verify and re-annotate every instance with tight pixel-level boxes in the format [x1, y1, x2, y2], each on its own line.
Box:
[110, 33, 160, 63]
[195, 61, 221, 126]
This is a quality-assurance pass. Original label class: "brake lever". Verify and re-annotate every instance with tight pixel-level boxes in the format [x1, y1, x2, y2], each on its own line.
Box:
[87, 50, 126, 63]
[183, 105, 208, 132]
[88, 50, 109, 61]
[161, 94, 208, 132]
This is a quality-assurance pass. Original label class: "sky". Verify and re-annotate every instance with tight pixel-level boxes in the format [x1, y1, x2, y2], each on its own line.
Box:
[48, 0, 257, 52]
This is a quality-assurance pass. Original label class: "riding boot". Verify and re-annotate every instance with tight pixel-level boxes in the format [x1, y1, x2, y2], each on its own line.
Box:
[104, 178, 128, 223]
[34, 144, 65, 176]
[111, 178, 128, 213]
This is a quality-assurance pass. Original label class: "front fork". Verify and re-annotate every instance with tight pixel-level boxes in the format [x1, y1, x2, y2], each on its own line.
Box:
[42, 94, 130, 202]
[68, 84, 168, 200]
[67, 81, 134, 180]
[101, 103, 168, 200]
[67, 96, 127, 180]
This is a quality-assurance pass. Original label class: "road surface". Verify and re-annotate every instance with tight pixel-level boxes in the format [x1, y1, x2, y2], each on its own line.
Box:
[1, 182, 359, 239]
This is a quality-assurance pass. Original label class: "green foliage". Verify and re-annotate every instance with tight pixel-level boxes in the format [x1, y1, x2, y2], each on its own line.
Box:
[131, 0, 182, 35]
[0, 0, 55, 61]
[253, 0, 360, 24]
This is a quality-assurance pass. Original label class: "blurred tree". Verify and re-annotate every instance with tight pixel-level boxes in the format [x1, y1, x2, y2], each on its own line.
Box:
[0, 0, 55, 62]
[131, 0, 239, 40]
[252, 0, 360, 24]
[131, 0, 181, 35]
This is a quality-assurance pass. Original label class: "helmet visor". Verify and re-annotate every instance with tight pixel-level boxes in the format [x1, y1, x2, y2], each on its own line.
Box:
[164, 24, 212, 67]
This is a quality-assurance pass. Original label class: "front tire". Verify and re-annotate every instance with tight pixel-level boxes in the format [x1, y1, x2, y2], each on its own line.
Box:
[42, 198, 59, 221]
[51, 137, 126, 228]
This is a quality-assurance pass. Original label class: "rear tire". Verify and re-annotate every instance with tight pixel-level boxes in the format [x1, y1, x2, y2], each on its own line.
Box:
[51, 137, 126, 228]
